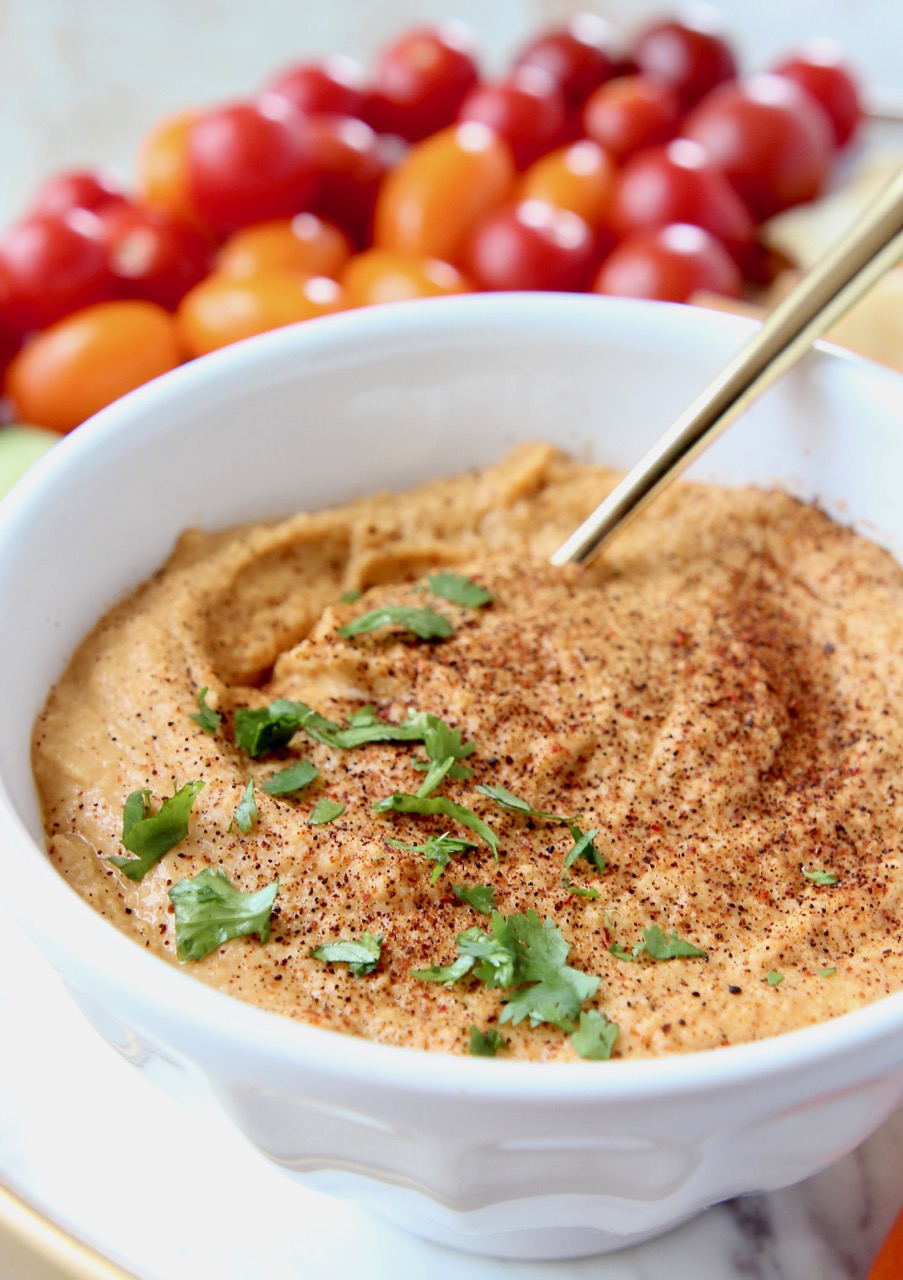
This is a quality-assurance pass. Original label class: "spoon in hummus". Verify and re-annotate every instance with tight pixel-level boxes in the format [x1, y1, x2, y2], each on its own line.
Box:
[551, 164, 903, 567]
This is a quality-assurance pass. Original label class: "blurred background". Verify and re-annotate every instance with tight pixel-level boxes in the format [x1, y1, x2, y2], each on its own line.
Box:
[3, 0, 902, 228]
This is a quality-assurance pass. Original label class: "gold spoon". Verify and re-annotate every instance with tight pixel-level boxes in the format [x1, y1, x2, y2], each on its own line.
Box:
[551, 165, 903, 568]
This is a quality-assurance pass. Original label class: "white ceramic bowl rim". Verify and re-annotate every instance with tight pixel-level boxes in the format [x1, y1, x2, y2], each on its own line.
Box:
[2, 294, 903, 1102]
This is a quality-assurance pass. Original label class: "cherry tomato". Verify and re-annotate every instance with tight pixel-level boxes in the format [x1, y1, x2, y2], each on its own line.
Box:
[29, 168, 128, 218]
[458, 67, 569, 170]
[5, 300, 183, 433]
[0, 210, 115, 334]
[136, 111, 204, 227]
[773, 40, 862, 149]
[374, 122, 515, 262]
[610, 139, 753, 257]
[305, 114, 391, 248]
[0, 262, 21, 376]
[216, 214, 351, 280]
[266, 55, 367, 119]
[592, 222, 742, 302]
[633, 13, 737, 107]
[342, 249, 473, 306]
[363, 22, 480, 143]
[518, 140, 615, 231]
[682, 73, 834, 221]
[99, 204, 213, 310]
[513, 13, 621, 107]
[176, 270, 344, 356]
[869, 1205, 903, 1280]
[582, 75, 681, 161]
[462, 199, 597, 292]
[187, 97, 318, 238]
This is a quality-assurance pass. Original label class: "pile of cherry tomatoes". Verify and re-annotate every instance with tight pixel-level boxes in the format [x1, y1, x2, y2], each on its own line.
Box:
[0, 11, 862, 435]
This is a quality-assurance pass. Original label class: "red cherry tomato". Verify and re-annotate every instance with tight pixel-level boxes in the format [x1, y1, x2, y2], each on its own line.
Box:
[265, 55, 367, 119]
[0, 210, 115, 334]
[462, 199, 598, 292]
[582, 75, 681, 161]
[5, 300, 184, 433]
[374, 122, 515, 262]
[593, 222, 742, 302]
[363, 22, 480, 143]
[342, 249, 473, 306]
[216, 214, 351, 280]
[99, 204, 213, 310]
[187, 97, 319, 238]
[458, 67, 569, 170]
[773, 39, 862, 149]
[513, 13, 621, 107]
[176, 270, 344, 356]
[610, 139, 753, 257]
[682, 73, 834, 221]
[305, 114, 392, 247]
[633, 13, 737, 107]
[29, 168, 128, 218]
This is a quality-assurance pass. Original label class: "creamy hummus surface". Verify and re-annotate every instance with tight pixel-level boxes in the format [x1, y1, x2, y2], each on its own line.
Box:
[32, 443, 903, 1059]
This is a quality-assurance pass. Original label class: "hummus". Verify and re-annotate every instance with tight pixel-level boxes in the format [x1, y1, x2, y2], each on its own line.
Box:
[32, 443, 903, 1059]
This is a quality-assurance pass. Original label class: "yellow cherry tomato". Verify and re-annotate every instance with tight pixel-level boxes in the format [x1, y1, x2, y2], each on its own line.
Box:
[373, 121, 516, 262]
[5, 300, 184, 434]
[215, 214, 351, 280]
[342, 248, 473, 307]
[869, 1206, 903, 1280]
[136, 110, 204, 228]
[176, 270, 344, 356]
[518, 139, 615, 228]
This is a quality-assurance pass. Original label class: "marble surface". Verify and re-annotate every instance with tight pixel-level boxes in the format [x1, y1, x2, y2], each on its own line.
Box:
[1, 902, 902, 1279]
[3, 1, 903, 1275]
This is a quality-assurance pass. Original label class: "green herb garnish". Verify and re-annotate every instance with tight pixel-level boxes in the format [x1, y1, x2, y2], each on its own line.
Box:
[235, 699, 467, 759]
[803, 867, 839, 886]
[453, 883, 496, 913]
[564, 824, 605, 874]
[308, 798, 346, 825]
[108, 780, 204, 882]
[819, 966, 837, 978]
[374, 792, 499, 856]
[261, 759, 319, 795]
[168, 868, 278, 962]
[338, 588, 362, 603]
[610, 924, 707, 963]
[767, 970, 784, 987]
[570, 1009, 619, 1060]
[387, 832, 477, 883]
[310, 931, 383, 976]
[475, 783, 575, 825]
[561, 876, 600, 900]
[189, 686, 222, 736]
[426, 572, 494, 608]
[230, 778, 258, 834]
[337, 605, 453, 641]
[468, 1026, 508, 1057]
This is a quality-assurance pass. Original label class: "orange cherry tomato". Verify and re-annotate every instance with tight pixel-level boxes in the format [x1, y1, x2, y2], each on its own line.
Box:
[342, 248, 473, 307]
[5, 300, 183, 434]
[518, 140, 615, 228]
[215, 214, 351, 280]
[136, 111, 204, 228]
[176, 270, 344, 356]
[373, 122, 515, 263]
[869, 1205, 903, 1280]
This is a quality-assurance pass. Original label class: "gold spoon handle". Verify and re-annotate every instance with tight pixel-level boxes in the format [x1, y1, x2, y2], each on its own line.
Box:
[550, 166, 903, 568]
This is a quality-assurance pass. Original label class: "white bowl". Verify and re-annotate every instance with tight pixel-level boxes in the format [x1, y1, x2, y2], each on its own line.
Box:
[2, 295, 903, 1262]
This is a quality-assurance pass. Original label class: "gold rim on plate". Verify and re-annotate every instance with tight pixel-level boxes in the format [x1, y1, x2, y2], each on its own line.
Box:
[0, 1179, 136, 1280]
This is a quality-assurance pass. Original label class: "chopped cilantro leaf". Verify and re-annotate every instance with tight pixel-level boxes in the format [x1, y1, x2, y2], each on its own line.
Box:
[235, 699, 465, 758]
[338, 588, 362, 603]
[767, 970, 784, 986]
[453, 883, 496, 913]
[412, 955, 476, 984]
[570, 1010, 618, 1060]
[230, 778, 258, 834]
[168, 868, 278, 962]
[262, 759, 319, 795]
[189, 686, 222, 736]
[234, 702, 305, 757]
[803, 867, 838, 886]
[338, 605, 453, 641]
[819, 966, 837, 978]
[310, 931, 383, 976]
[468, 1026, 508, 1057]
[561, 875, 599, 900]
[426, 572, 494, 608]
[308, 798, 345, 825]
[109, 780, 204, 882]
[387, 831, 476, 884]
[564, 824, 605, 874]
[475, 783, 574, 825]
[610, 925, 706, 963]
[374, 792, 499, 856]
[609, 942, 638, 963]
